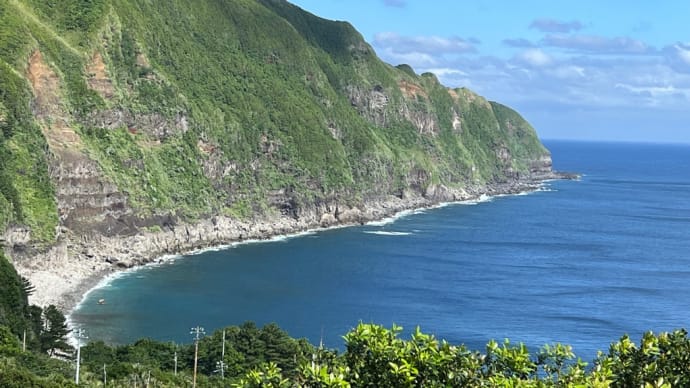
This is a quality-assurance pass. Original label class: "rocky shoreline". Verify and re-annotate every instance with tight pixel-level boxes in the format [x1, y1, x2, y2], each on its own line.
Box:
[7, 172, 571, 315]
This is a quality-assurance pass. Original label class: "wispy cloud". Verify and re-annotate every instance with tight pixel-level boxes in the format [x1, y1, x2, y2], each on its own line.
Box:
[377, 48, 438, 68]
[373, 32, 477, 56]
[529, 18, 583, 33]
[515, 48, 552, 67]
[425, 68, 468, 77]
[542, 34, 654, 55]
[503, 38, 535, 48]
[663, 43, 690, 72]
[382, 0, 406, 8]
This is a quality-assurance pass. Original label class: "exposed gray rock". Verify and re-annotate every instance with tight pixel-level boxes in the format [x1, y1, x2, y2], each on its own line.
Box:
[85, 109, 189, 139]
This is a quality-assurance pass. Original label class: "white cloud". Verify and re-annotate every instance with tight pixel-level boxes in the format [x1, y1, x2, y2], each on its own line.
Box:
[662, 43, 690, 73]
[378, 48, 438, 68]
[516, 49, 552, 67]
[615, 83, 690, 99]
[503, 38, 535, 48]
[548, 65, 585, 80]
[674, 44, 690, 65]
[425, 68, 468, 77]
[529, 18, 583, 33]
[542, 34, 654, 55]
[373, 32, 476, 56]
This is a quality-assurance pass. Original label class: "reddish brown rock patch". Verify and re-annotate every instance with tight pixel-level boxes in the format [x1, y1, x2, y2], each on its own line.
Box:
[26, 50, 81, 148]
[398, 80, 428, 99]
[86, 51, 115, 99]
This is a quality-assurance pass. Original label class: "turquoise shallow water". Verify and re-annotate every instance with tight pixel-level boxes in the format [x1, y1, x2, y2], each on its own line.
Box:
[71, 141, 690, 360]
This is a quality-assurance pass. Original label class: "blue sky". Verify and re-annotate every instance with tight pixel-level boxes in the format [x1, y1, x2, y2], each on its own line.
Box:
[289, 0, 690, 143]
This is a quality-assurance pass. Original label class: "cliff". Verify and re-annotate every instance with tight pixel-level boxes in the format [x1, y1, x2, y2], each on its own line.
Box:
[0, 0, 558, 306]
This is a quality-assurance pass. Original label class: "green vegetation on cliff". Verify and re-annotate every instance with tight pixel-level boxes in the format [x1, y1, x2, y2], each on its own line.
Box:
[0, 0, 551, 243]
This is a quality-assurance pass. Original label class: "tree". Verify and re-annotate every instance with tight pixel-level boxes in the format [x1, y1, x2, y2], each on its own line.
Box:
[39, 305, 71, 356]
[0, 324, 21, 356]
[20, 276, 35, 298]
[0, 254, 30, 334]
[25, 305, 43, 351]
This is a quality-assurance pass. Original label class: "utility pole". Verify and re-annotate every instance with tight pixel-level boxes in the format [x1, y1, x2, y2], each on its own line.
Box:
[190, 326, 205, 388]
[74, 328, 87, 385]
[216, 329, 226, 379]
[103, 364, 107, 386]
[221, 329, 226, 379]
[22, 329, 26, 352]
[171, 341, 178, 376]
[174, 351, 178, 376]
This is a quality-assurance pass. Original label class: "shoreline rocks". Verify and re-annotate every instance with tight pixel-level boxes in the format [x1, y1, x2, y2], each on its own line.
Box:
[8, 172, 572, 314]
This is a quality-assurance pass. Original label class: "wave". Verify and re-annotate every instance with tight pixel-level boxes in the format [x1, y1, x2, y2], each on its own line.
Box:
[186, 230, 322, 254]
[536, 186, 558, 193]
[460, 193, 496, 205]
[363, 231, 413, 236]
[366, 208, 427, 226]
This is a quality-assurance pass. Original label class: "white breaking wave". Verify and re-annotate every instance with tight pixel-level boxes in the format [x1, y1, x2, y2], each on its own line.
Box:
[460, 193, 495, 205]
[363, 231, 412, 236]
[365, 208, 420, 226]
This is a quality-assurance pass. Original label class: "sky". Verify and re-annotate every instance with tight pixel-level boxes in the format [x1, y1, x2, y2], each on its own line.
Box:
[289, 0, 690, 143]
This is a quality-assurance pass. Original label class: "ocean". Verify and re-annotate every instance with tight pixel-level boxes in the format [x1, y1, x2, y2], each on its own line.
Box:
[70, 140, 690, 361]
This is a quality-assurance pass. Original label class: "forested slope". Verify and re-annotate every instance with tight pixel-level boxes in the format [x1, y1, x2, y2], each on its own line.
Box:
[0, 0, 552, 247]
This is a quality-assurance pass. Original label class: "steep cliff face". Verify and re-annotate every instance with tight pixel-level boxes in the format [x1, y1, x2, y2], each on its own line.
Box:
[0, 0, 553, 252]
[26, 49, 132, 237]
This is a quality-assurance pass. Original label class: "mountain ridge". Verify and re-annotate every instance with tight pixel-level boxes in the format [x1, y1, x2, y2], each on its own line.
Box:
[0, 0, 561, 307]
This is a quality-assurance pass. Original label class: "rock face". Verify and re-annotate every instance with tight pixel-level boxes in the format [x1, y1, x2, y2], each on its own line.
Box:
[85, 110, 189, 140]
[347, 82, 442, 135]
[86, 51, 116, 100]
[0, 0, 569, 308]
[25, 50, 134, 238]
[51, 149, 133, 236]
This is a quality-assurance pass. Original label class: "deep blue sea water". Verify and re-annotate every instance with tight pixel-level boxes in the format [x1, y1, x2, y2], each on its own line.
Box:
[70, 141, 690, 361]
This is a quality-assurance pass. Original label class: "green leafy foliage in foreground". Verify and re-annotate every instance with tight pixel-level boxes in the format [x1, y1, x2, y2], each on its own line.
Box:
[3, 320, 690, 386]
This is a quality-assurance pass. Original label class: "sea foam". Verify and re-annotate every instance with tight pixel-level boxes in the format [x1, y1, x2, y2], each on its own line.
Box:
[363, 231, 413, 236]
